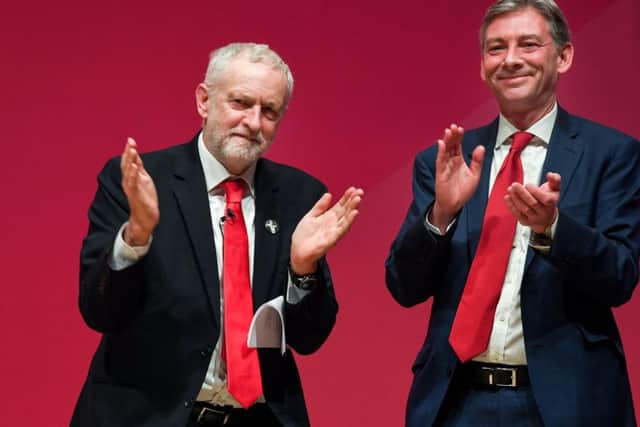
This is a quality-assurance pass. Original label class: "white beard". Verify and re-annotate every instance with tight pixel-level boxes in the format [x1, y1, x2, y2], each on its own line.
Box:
[205, 126, 272, 173]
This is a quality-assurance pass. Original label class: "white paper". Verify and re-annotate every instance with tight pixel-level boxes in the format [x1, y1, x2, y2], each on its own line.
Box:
[247, 296, 286, 355]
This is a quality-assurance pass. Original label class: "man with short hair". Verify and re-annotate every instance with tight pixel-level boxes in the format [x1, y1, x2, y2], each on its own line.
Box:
[72, 42, 363, 427]
[386, 1, 640, 426]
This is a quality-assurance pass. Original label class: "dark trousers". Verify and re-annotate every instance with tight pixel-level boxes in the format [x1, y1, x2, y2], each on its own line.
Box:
[434, 368, 544, 427]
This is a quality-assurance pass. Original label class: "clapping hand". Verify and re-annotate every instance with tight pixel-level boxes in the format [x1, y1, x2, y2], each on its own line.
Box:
[290, 187, 364, 274]
[121, 138, 159, 246]
[431, 124, 485, 233]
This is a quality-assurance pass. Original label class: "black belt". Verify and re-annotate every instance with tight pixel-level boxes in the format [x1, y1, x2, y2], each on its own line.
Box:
[461, 362, 530, 388]
[191, 401, 277, 426]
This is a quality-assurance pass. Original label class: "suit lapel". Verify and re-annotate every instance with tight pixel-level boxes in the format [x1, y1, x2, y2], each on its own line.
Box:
[171, 139, 221, 326]
[252, 159, 283, 309]
[465, 119, 499, 259]
[538, 108, 582, 205]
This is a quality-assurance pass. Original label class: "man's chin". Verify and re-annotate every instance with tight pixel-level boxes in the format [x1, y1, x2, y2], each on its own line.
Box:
[496, 89, 537, 106]
[221, 146, 263, 166]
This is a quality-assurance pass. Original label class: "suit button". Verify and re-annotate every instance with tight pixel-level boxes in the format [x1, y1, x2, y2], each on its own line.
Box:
[184, 400, 192, 408]
[200, 346, 212, 357]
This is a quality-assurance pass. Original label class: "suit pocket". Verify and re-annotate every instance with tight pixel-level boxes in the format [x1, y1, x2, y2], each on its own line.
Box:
[576, 324, 624, 359]
[411, 344, 433, 374]
[88, 381, 153, 424]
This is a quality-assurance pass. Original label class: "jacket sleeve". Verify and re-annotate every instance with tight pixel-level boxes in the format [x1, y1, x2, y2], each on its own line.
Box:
[385, 148, 456, 307]
[547, 136, 640, 307]
[284, 257, 338, 355]
[78, 157, 147, 333]
[282, 180, 339, 355]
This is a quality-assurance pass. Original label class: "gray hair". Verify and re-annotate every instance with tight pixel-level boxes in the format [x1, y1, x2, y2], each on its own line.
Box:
[204, 42, 294, 107]
[480, 0, 571, 51]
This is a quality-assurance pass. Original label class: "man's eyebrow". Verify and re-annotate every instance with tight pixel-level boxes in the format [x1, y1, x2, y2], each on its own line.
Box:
[485, 37, 505, 44]
[518, 33, 544, 40]
[227, 90, 249, 98]
[262, 100, 280, 110]
[485, 34, 543, 43]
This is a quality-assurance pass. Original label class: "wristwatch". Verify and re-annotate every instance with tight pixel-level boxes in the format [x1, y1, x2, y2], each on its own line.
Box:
[289, 267, 320, 291]
[529, 223, 553, 249]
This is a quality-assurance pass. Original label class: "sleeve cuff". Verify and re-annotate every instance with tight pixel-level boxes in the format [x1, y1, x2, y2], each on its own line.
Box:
[109, 222, 152, 271]
[424, 206, 456, 236]
[286, 276, 311, 304]
[528, 212, 558, 252]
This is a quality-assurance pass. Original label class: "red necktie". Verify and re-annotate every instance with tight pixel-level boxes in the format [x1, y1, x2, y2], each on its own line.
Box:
[221, 180, 262, 408]
[449, 131, 533, 362]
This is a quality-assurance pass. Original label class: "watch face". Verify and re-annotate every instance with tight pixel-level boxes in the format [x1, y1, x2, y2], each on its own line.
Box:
[289, 265, 320, 290]
[294, 276, 319, 291]
[530, 232, 552, 248]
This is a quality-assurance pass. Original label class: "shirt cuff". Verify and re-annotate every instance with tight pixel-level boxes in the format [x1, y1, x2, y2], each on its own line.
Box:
[528, 214, 558, 253]
[424, 206, 456, 236]
[286, 275, 311, 304]
[108, 222, 152, 271]
[548, 214, 558, 239]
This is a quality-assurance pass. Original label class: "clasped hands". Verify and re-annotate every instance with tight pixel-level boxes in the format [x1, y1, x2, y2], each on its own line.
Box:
[430, 124, 559, 235]
[120, 138, 364, 271]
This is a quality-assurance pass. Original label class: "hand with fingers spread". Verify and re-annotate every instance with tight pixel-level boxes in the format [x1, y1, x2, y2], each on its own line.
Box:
[290, 187, 364, 274]
[505, 172, 561, 233]
[121, 137, 159, 246]
[431, 124, 485, 232]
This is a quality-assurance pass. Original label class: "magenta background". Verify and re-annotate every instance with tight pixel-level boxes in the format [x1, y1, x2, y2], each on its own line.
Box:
[2, 0, 639, 425]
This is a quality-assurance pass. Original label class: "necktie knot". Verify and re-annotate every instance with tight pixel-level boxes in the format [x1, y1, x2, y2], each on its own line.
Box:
[222, 179, 246, 204]
[510, 131, 533, 155]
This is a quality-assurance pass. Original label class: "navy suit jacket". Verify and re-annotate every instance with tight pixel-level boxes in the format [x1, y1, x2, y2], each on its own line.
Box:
[386, 108, 640, 427]
[72, 135, 338, 427]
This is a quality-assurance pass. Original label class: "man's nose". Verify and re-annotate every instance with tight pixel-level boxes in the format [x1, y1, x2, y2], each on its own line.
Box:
[243, 105, 261, 132]
[503, 44, 524, 68]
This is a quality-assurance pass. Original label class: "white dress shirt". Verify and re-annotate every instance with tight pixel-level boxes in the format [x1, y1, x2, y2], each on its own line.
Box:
[427, 104, 558, 365]
[475, 105, 557, 365]
[109, 133, 308, 406]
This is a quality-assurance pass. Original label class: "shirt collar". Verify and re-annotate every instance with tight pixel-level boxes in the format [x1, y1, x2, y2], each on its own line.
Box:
[496, 102, 558, 148]
[197, 132, 256, 196]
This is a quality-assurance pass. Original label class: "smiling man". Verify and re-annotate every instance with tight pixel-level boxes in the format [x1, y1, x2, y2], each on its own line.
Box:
[72, 43, 363, 427]
[386, 1, 640, 426]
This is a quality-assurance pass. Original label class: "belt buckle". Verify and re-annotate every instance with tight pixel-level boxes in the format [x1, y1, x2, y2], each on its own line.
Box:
[482, 366, 517, 387]
[196, 406, 231, 425]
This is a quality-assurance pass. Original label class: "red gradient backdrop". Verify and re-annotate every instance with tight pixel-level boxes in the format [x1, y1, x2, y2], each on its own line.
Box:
[2, 0, 639, 425]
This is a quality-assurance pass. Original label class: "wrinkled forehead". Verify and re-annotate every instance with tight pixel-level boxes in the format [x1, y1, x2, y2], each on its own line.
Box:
[218, 56, 288, 101]
[483, 7, 550, 42]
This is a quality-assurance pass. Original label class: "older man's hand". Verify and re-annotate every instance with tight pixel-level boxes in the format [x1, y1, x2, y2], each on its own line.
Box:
[290, 187, 364, 274]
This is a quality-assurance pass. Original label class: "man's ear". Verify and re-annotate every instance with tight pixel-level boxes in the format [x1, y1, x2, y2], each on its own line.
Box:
[557, 42, 574, 75]
[480, 58, 487, 83]
[195, 83, 209, 119]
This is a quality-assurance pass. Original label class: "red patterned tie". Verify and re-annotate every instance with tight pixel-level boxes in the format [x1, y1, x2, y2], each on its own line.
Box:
[449, 131, 533, 362]
[221, 179, 262, 408]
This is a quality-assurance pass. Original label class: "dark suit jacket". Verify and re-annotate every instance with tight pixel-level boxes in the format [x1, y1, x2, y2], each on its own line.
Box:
[386, 108, 640, 427]
[72, 135, 338, 427]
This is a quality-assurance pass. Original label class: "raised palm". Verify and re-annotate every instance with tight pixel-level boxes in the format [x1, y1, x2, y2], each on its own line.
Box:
[290, 187, 363, 274]
[432, 125, 485, 228]
[121, 137, 159, 245]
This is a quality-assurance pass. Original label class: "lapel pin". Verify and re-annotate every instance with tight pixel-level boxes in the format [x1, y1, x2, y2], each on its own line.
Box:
[265, 219, 279, 235]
